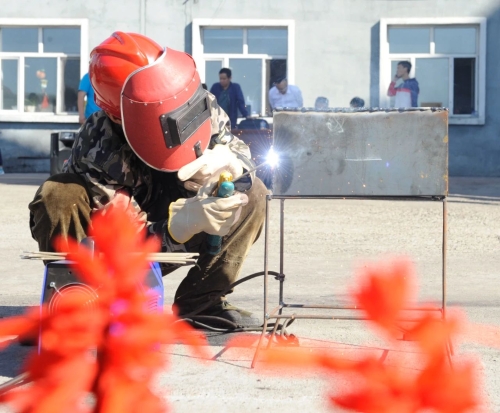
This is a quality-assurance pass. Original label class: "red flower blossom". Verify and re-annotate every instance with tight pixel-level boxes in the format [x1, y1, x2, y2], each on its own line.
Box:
[415, 357, 477, 413]
[405, 311, 461, 363]
[256, 258, 481, 413]
[352, 258, 415, 339]
[0, 205, 208, 413]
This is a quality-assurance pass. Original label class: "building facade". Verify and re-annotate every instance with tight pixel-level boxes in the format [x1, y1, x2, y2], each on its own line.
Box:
[0, 0, 499, 175]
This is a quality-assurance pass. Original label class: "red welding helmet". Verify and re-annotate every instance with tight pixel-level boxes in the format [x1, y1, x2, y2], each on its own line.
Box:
[90, 32, 163, 119]
[90, 32, 211, 171]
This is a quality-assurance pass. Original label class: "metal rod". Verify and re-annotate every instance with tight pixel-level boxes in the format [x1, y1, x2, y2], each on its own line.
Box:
[265, 314, 368, 321]
[21, 251, 200, 264]
[0, 373, 31, 395]
[234, 161, 269, 182]
[264, 314, 444, 322]
[279, 199, 285, 311]
[441, 198, 452, 364]
[443, 198, 447, 318]
[251, 193, 272, 369]
[269, 195, 445, 201]
[272, 303, 441, 311]
[264, 194, 271, 326]
[266, 317, 281, 350]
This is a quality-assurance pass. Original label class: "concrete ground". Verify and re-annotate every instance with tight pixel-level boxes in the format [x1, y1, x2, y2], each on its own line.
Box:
[0, 174, 499, 412]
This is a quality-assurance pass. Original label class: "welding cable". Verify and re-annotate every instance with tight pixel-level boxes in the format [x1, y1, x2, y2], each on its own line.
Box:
[278, 317, 299, 345]
[177, 270, 283, 320]
[175, 270, 290, 333]
[178, 316, 294, 333]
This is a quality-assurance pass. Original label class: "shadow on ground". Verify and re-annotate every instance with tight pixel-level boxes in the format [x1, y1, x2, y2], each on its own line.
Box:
[0, 173, 48, 187]
[0, 306, 36, 378]
[449, 177, 500, 199]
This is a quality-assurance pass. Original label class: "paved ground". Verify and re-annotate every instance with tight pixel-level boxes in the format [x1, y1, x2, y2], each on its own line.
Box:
[0, 174, 499, 412]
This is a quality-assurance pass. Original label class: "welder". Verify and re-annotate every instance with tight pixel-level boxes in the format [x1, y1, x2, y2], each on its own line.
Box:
[28, 31, 266, 328]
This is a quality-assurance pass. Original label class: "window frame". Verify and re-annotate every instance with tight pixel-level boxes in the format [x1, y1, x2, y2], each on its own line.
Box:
[0, 18, 88, 123]
[192, 19, 295, 118]
[379, 17, 487, 125]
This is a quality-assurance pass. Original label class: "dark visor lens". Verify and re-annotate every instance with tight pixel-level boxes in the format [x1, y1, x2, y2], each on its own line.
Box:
[159, 85, 210, 149]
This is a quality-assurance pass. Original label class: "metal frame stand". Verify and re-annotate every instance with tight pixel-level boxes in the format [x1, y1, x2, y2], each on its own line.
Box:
[251, 194, 450, 368]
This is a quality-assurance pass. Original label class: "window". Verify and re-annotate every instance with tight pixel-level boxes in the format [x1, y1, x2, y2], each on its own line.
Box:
[380, 18, 486, 125]
[192, 19, 295, 118]
[0, 19, 88, 121]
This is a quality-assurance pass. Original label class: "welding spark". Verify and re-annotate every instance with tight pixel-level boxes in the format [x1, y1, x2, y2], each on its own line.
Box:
[266, 146, 280, 169]
[233, 147, 281, 185]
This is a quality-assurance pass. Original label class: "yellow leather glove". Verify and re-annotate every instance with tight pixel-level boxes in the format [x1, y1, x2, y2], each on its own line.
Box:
[167, 183, 248, 244]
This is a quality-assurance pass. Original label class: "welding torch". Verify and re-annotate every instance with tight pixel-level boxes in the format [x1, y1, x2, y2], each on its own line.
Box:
[206, 171, 235, 255]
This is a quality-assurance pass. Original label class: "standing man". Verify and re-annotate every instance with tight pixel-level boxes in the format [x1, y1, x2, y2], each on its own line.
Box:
[268, 77, 303, 110]
[210, 68, 248, 129]
[387, 61, 419, 108]
[78, 73, 101, 124]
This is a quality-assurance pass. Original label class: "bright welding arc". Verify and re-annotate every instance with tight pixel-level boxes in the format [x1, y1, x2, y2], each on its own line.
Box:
[234, 146, 280, 182]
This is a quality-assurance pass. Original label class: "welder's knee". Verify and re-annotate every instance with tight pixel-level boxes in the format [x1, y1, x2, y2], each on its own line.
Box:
[243, 177, 267, 221]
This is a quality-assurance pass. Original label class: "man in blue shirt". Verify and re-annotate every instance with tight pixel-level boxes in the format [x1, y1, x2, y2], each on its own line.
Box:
[210, 68, 248, 129]
[78, 73, 101, 124]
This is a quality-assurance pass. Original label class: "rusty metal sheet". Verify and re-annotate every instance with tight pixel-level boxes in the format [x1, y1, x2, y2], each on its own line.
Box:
[271, 108, 448, 197]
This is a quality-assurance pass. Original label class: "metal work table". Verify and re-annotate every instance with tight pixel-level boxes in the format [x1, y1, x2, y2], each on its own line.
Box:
[251, 107, 450, 367]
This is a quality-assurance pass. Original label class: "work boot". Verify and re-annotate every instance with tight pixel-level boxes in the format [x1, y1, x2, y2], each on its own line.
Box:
[178, 301, 262, 329]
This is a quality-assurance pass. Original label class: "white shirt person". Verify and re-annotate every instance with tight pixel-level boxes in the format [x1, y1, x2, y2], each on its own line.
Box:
[268, 77, 303, 110]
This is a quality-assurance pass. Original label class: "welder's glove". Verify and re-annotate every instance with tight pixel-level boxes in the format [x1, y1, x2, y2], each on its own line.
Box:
[178, 144, 243, 192]
[93, 189, 147, 232]
[167, 182, 248, 244]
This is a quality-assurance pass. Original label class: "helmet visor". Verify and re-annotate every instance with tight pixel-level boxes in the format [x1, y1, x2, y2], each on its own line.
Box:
[160, 84, 210, 149]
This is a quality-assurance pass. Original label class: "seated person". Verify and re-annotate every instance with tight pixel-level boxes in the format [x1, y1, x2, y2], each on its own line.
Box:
[315, 96, 329, 110]
[28, 31, 267, 329]
[350, 97, 365, 108]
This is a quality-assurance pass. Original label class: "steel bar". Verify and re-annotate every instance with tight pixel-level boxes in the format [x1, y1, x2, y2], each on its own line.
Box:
[234, 161, 269, 182]
[21, 251, 199, 264]
[279, 199, 285, 310]
[266, 317, 281, 350]
[281, 304, 442, 311]
[264, 314, 448, 322]
[0, 373, 31, 396]
[443, 198, 447, 318]
[251, 194, 272, 369]
[270, 195, 445, 201]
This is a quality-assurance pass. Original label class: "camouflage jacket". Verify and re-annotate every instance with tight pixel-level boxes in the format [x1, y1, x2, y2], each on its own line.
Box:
[63, 92, 255, 252]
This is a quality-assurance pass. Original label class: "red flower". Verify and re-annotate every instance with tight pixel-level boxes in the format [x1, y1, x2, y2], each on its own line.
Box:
[0, 291, 103, 412]
[256, 258, 481, 413]
[416, 357, 478, 413]
[405, 311, 461, 363]
[352, 258, 415, 339]
[0, 205, 208, 413]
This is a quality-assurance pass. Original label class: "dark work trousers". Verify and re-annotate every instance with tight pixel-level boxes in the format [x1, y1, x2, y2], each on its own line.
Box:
[28, 173, 267, 313]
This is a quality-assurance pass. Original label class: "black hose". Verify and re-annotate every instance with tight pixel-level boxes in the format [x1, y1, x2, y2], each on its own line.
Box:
[175, 270, 294, 334]
[178, 271, 282, 320]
